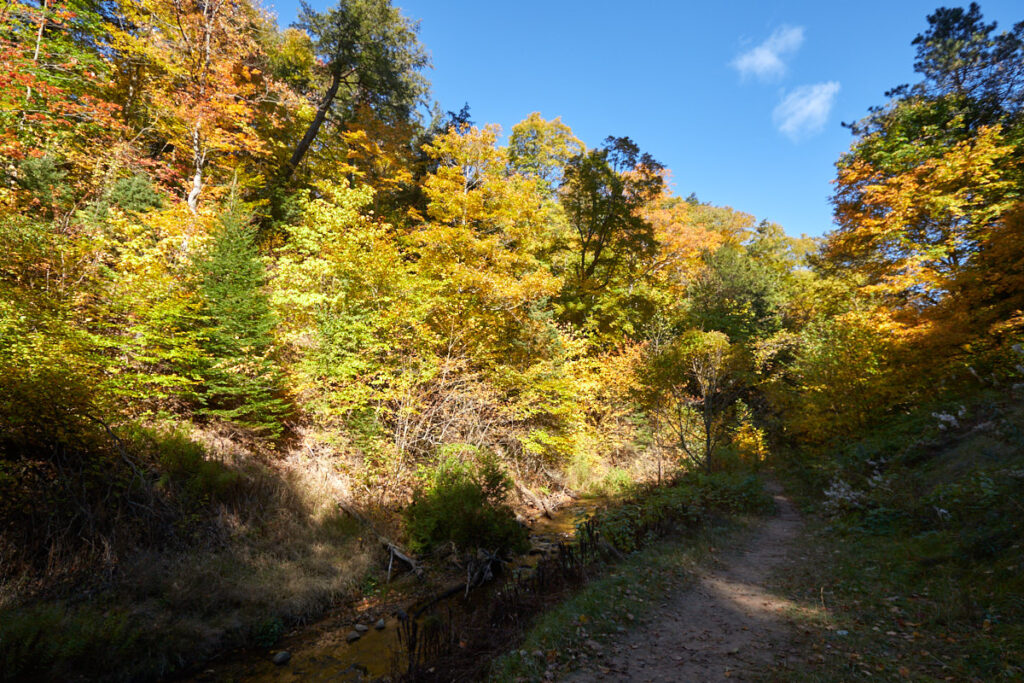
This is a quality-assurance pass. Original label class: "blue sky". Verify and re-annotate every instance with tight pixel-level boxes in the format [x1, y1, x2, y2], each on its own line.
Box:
[269, 1, 1022, 238]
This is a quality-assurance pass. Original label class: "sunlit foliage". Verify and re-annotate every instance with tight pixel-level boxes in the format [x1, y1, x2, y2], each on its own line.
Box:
[2, 0, 1022, 629]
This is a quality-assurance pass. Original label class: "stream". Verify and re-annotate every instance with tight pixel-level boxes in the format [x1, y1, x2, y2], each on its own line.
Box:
[188, 497, 608, 682]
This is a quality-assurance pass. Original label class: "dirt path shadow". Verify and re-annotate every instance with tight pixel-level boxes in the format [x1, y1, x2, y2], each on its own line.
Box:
[563, 481, 809, 682]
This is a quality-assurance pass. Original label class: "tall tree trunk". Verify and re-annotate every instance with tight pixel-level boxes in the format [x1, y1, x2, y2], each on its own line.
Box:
[703, 397, 714, 472]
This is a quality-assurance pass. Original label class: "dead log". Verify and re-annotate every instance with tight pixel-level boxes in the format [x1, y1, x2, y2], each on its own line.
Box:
[465, 549, 500, 597]
[411, 550, 502, 620]
[515, 481, 553, 519]
[337, 500, 423, 580]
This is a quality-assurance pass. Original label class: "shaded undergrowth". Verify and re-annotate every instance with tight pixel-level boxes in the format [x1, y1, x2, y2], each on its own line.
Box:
[770, 392, 1024, 682]
[0, 424, 374, 682]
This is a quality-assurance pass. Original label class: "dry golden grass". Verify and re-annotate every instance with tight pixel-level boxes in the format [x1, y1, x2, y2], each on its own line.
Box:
[0, 422, 380, 682]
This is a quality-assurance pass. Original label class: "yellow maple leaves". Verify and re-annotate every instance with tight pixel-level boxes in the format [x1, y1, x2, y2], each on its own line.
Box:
[418, 123, 560, 318]
[830, 124, 1018, 305]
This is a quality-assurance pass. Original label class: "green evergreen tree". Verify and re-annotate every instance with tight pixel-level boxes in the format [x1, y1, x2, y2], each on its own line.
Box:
[195, 205, 288, 436]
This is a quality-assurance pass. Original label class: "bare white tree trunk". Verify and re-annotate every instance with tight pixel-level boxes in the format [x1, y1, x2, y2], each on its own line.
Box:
[187, 123, 205, 214]
[26, 0, 49, 103]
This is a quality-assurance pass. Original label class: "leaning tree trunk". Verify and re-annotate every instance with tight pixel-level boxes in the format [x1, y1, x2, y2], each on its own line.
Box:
[280, 67, 348, 181]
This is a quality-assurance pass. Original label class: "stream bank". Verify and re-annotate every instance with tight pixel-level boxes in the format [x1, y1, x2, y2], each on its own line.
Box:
[185, 497, 610, 682]
[185, 471, 775, 682]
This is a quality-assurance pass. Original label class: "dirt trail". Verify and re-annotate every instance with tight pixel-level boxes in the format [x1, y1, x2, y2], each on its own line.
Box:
[564, 483, 807, 682]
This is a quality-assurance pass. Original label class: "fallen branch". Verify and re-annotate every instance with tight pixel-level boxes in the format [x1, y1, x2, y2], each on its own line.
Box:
[465, 549, 500, 597]
[408, 549, 503, 621]
[337, 500, 423, 580]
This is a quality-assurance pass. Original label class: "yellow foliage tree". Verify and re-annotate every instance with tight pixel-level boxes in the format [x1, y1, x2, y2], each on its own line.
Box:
[417, 123, 560, 365]
[829, 124, 1018, 310]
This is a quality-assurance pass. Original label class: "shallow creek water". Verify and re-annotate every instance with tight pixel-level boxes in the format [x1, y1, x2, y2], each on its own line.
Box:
[188, 497, 608, 682]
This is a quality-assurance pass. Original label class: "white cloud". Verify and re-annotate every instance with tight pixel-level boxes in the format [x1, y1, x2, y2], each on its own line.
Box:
[772, 81, 841, 141]
[732, 25, 805, 82]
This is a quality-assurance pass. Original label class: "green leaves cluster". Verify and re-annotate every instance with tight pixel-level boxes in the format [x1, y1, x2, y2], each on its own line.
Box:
[403, 450, 528, 555]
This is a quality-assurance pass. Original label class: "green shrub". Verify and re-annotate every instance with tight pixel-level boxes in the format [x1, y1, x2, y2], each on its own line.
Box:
[578, 465, 635, 497]
[131, 426, 241, 504]
[689, 471, 776, 515]
[595, 467, 634, 496]
[251, 616, 285, 648]
[403, 451, 528, 556]
[108, 174, 163, 212]
[591, 471, 773, 553]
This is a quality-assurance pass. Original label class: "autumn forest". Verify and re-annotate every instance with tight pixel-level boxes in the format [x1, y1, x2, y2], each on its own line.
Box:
[1, 0, 1023, 680]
